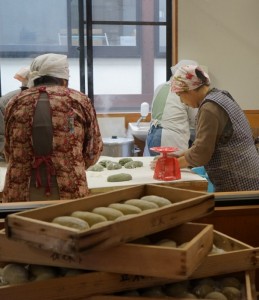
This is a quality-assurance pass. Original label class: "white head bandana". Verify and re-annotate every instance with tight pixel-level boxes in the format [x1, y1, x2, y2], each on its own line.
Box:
[14, 66, 30, 86]
[27, 53, 69, 87]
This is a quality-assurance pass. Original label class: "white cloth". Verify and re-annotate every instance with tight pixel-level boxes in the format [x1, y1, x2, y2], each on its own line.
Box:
[144, 82, 197, 156]
[28, 53, 69, 87]
[160, 88, 197, 151]
[14, 66, 30, 86]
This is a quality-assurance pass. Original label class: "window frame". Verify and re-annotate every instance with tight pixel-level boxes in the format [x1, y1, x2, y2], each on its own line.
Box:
[0, 0, 178, 109]
[75, 0, 177, 112]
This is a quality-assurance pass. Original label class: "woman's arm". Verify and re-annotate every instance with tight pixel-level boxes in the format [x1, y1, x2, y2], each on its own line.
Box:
[184, 102, 229, 167]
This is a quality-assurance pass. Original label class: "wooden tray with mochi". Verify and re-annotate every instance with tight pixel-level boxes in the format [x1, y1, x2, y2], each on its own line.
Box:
[0, 227, 258, 300]
[5, 184, 214, 256]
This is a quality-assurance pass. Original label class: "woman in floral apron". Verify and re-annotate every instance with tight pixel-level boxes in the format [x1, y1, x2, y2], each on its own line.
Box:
[3, 53, 103, 202]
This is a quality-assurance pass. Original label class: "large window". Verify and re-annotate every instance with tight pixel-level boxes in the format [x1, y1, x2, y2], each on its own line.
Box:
[0, 0, 175, 112]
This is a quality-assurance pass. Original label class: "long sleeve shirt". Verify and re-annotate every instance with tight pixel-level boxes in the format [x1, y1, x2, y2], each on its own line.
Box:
[185, 101, 229, 167]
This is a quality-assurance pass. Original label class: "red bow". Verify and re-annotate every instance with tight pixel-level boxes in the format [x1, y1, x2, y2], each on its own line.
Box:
[33, 155, 55, 196]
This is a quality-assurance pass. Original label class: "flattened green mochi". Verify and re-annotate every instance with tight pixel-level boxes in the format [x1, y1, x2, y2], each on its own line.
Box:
[107, 173, 132, 182]
[88, 164, 104, 171]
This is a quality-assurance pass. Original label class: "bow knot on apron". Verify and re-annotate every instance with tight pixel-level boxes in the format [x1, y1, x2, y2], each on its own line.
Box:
[32, 155, 55, 196]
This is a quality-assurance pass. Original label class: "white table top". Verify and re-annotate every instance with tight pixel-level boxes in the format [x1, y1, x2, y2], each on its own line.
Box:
[87, 156, 207, 190]
[0, 156, 207, 193]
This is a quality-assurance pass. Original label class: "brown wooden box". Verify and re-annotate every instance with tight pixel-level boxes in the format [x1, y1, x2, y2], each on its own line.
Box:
[191, 230, 259, 279]
[0, 223, 213, 280]
[1, 227, 258, 280]
[87, 271, 257, 300]
[0, 271, 170, 300]
[0, 269, 256, 300]
[0, 229, 258, 300]
[5, 184, 214, 256]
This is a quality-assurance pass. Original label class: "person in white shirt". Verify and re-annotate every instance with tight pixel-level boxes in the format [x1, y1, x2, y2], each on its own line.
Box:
[144, 60, 198, 156]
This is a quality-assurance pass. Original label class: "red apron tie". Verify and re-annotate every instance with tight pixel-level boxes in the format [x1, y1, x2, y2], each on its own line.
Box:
[32, 155, 55, 196]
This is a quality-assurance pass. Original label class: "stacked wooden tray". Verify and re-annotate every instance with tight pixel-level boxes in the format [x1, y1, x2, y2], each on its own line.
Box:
[0, 229, 258, 300]
[5, 184, 214, 255]
[0, 223, 213, 279]
[87, 270, 257, 300]
[1, 184, 258, 299]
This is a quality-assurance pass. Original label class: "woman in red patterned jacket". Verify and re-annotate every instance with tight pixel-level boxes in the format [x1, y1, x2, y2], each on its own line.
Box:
[3, 53, 103, 202]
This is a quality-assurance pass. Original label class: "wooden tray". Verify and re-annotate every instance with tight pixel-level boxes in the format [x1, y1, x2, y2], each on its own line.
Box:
[191, 230, 258, 278]
[5, 184, 214, 256]
[0, 223, 213, 280]
[0, 269, 256, 300]
[0, 228, 258, 300]
[0, 270, 172, 300]
[86, 271, 256, 300]
[1, 225, 258, 280]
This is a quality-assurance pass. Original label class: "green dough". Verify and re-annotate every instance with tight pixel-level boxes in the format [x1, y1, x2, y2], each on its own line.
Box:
[118, 157, 133, 166]
[92, 207, 123, 220]
[124, 199, 158, 210]
[106, 162, 122, 170]
[107, 173, 132, 182]
[109, 203, 142, 214]
[205, 291, 227, 300]
[141, 195, 171, 207]
[124, 160, 144, 169]
[132, 160, 143, 167]
[222, 287, 241, 300]
[52, 216, 89, 230]
[98, 160, 113, 167]
[2, 264, 29, 284]
[124, 161, 137, 169]
[87, 164, 104, 172]
[71, 211, 107, 226]
[193, 284, 214, 298]
[220, 277, 241, 289]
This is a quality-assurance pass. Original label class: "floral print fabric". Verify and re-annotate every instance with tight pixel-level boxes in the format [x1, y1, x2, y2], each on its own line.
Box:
[171, 65, 210, 93]
[3, 86, 103, 202]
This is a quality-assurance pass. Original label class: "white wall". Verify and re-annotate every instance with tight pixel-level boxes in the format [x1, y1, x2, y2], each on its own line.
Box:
[178, 0, 259, 109]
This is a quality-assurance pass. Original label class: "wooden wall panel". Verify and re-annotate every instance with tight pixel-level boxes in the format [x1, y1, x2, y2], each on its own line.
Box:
[97, 111, 258, 132]
[197, 205, 259, 247]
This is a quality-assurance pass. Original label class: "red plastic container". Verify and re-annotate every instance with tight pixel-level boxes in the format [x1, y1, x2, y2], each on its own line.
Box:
[150, 147, 181, 181]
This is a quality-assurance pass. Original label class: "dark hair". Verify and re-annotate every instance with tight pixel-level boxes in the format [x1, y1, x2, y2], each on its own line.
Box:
[195, 68, 210, 86]
[21, 86, 29, 91]
[34, 75, 66, 87]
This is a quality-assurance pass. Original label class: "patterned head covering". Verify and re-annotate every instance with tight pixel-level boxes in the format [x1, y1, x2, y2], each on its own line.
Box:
[171, 65, 210, 93]
[27, 53, 69, 87]
[170, 60, 198, 75]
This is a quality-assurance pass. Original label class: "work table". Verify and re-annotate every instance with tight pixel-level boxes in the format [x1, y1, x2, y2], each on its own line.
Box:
[0, 156, 208, 199]
[86, 156, 208, 193]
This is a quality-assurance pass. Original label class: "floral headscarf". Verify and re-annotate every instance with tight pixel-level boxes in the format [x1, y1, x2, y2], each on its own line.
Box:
[170, 60, 198, 75]
[171, 65, 210, 93]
